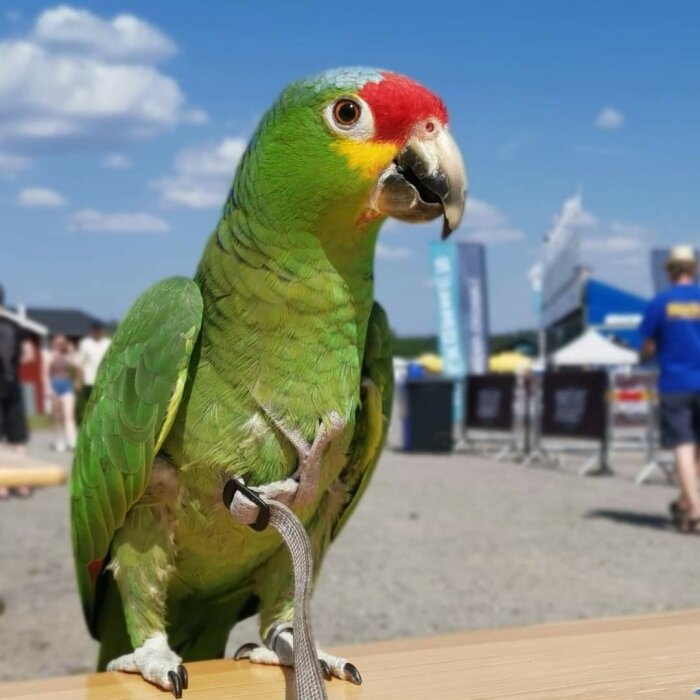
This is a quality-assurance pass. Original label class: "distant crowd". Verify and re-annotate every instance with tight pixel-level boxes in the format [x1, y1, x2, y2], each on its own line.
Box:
[0, 284, 110, 498]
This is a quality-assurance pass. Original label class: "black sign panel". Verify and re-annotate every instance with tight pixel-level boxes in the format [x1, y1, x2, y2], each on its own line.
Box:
[541, 371, 608, 440]
[466, 374, 516, 431]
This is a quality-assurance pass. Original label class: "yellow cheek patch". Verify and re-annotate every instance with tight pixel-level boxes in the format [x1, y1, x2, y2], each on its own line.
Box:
[332, 139, 398, 179]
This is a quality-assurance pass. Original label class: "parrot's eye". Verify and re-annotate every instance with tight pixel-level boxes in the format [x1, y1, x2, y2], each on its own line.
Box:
[333, 99, 361, 127]
[324, 95, 374, 141]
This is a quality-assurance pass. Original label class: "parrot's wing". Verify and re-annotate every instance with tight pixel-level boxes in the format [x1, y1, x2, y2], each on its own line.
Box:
[70, 277, 203, 636]
[332, 302, 394, 539]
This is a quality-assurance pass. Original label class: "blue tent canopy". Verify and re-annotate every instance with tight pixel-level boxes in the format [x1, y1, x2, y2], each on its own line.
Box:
[585, 278, 648, 349]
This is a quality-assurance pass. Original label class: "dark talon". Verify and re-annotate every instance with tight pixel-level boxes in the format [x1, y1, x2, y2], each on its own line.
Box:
[177, 664, 189, 690]
[234, 642, 260, 660]
[343, 662, 362, 685]
[319, 659, 332, 680]
[168, 670, 183, 698]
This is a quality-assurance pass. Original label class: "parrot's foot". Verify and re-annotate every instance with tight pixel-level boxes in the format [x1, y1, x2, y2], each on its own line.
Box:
[107, 633, 189, 698]
[233, 627, 362, 685]
[264, 409, 346, 507]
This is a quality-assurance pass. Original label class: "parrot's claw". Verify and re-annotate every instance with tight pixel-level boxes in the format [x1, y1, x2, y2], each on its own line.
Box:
[342, 661, 363, 685]
[320, 659, 332, 681]
[107, 633, 188, 697]
[233, 642, 260, 660]
[233, 629, 362, 684]
[177, 665, 189, 691]
[167, 667, 188, 699]
[318, 652, 363, 685]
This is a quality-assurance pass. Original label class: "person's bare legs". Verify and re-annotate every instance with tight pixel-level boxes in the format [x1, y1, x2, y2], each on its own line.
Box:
[61, 392, 77, 450]
[51, 393, 66, 451]
[675, 443, 700, 521]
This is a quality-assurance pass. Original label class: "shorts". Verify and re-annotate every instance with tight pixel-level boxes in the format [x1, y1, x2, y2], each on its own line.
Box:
[50, 378, 74, 396]
[0, 382, 29, 444]
[659, 391, 700, 448]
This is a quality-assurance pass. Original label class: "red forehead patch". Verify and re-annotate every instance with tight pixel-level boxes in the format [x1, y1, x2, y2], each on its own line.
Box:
[358, 72, 449, 144]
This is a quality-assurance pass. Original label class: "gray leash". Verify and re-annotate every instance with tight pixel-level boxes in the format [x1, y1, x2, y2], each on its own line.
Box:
[223, 478, 328, 700]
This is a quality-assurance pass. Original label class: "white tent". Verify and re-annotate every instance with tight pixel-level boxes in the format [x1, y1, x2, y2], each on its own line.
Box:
[551, 328, 638, 367]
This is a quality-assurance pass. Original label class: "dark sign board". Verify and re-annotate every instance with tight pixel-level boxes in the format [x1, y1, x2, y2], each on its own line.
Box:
[466, 374, 516, 431]
[541, 371, 608, 440]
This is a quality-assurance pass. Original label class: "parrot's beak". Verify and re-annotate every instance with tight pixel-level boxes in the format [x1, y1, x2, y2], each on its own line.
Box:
[370, 126, 467, 239]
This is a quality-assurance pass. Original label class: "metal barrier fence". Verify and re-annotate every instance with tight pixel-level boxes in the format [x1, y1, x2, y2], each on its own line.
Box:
[462, 374, 525, 460]
[459, 370, 667, 481]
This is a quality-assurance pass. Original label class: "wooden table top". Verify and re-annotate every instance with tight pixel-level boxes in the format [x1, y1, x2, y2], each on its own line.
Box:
[1, 609, 699, 699]
[0, 449, 66, 488]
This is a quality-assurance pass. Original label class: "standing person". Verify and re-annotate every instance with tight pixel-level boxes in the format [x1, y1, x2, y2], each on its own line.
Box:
[0, 283, 35, 498]
[640, 245, 700, 532]
[76, 322, 111, 424]
[43, 334, 78, 453]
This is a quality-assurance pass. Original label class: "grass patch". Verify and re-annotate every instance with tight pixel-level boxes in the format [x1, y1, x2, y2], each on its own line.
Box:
[28, 414, 52, 431]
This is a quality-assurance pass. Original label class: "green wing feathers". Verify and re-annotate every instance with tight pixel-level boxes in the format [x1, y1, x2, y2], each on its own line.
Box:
[70, 277, 203, 635]
[332, 302, 394, 538]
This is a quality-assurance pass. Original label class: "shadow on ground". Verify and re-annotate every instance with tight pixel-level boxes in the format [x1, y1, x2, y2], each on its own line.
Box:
[586, 509, 673, 532]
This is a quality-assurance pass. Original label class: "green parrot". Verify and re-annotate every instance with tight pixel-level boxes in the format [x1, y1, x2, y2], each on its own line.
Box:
[70, 67, 466, 697]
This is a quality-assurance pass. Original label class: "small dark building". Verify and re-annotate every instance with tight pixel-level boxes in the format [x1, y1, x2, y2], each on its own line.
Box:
[27, 308, 110, 346]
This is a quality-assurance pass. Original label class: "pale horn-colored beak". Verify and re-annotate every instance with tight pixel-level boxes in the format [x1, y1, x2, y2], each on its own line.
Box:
[371, 125, 467, 239]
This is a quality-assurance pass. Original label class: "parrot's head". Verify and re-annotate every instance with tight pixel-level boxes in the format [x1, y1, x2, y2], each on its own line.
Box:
[230, 67, 467, 242]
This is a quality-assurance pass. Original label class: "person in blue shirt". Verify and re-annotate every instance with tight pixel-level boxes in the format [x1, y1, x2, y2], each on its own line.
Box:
[640, 246, 700, 532]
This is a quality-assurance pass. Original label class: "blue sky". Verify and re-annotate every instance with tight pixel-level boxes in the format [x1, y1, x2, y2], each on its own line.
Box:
[1, 1, 698, 334]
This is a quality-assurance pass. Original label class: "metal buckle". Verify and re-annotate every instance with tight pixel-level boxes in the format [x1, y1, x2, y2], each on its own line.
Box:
[223, 478, 270, 532]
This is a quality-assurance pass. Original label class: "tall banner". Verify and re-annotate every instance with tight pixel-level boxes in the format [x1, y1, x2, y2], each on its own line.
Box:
[430, 241, 467, 378]
[457, 242, 490, 375]
[430, 241, 490, 422]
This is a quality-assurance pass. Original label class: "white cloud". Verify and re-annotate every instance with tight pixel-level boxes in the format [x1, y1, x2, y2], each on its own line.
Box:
[376, 244, 412, 260]
[33, 6, 176, 63]
[582, 236, 643, 253]
[153, 137, 247, 208]
[463, 199, 507, 229]
[541, 193, 652, 281]
[581, 220, 652, 255]
[458, 197, 525, 244]
[573, 144, 623, 156]
[608, 221, 651, 238]
[462, 227, 524, 244]
[0, 6, 204, 150]
[184, 109, 209, 125]
[0, 151, 32, 174]
[68, 209, 169, 233]
[595, 107, 624, 130]
[102, 153, 131, 169]
[17, 186, 66, 207]
[496, 134, 533, 161]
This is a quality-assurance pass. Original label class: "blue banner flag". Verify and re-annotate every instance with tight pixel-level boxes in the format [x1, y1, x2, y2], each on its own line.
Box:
[430, 241, 468, 378]
[430, 241, 491, 424]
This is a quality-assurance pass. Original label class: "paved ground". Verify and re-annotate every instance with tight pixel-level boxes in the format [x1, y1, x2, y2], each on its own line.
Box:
[1, 431, 699, 682]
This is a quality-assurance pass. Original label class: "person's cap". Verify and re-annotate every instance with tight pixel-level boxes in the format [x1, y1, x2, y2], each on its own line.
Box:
[667, 245, 697, 265]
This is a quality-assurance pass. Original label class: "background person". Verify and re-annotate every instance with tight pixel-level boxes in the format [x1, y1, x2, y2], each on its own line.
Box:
[640, 245, 700, 532]
[43, 335, 78, 453]
[75, 321, 110, 424]
[0, 283, 35, 498]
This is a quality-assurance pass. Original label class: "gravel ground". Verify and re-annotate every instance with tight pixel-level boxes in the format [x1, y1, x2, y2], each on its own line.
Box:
[1, 430, 699, 682]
